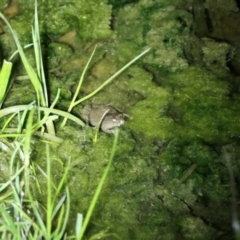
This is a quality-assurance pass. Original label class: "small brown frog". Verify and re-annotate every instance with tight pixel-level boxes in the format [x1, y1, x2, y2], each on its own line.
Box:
[80, 104, 128, 133]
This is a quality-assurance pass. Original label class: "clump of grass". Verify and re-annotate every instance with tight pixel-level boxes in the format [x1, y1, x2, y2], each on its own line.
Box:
[0, 0, 150, 238]
[0, 110, 120, 239]
[0, 102, 71, 239]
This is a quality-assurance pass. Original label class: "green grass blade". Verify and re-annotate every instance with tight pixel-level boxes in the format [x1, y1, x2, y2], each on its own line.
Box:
[32, 89, 60, 131]
[60, 45, 97, 128]
[33, 0, 48, 106]
[51, 203, 65, 239]
[73, 48, 151, 107]
[9, 43, 33, 61]
[0, 166, 24, 192]
[52, 195, 66, 221]
[0, 12, 45, 107]
[23, 108, 35, 168]
[58, 188, 70, 239]
[75, 213, 83, 238]
[78, 129, 119, 240]
[0, 60, 12, 107]
[0, 105, 85, 127]
[70, 45, 97, 108]
[17, 101, 35, 133]
[93, 109, 110, 143]
[52, 160, 70, 209]
[1, 111, 18, 132]
[46, 143, 52, 238]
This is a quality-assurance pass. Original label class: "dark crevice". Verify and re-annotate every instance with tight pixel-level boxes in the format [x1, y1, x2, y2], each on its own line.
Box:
[235, 0, 240, 9]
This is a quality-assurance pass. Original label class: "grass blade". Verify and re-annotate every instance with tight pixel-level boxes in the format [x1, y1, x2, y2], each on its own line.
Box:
[73, 48, 151, 107]
[0, 60, 13, 107]
[0, 12, 45, 107]
[60, 45, 97, 128]
[78, 129, 119, 239]
[0, 105, 85, 127]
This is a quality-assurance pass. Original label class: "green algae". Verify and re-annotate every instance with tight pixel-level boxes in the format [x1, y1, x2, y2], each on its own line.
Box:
[165, 67, 240, 142]
[0, 0, 113, 69]
[123, 65, 240, 144]
[124, 65, 240, 142]
[15, 0, 112, 40]
[114, 1, 192, 72]
[159, 137, 229, 199]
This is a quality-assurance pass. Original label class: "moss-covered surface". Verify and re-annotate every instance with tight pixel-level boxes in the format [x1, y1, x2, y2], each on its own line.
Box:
[0, 0, 240, 239]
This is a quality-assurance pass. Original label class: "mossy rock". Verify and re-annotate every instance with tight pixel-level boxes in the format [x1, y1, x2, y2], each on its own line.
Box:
[165, 67, 240, 143]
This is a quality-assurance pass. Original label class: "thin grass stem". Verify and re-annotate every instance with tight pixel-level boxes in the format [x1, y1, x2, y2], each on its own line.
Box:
[60, 45, 97, 128]
[73, 48, 151, 107]
[77, 129, 119, 240]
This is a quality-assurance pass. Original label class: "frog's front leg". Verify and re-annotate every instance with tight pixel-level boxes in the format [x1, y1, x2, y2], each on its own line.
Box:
[101, 126, 117, 134]
[101, 117, 125, 133]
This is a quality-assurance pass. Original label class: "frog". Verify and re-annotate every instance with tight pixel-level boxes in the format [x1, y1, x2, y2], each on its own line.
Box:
[80, 104, 128, 133]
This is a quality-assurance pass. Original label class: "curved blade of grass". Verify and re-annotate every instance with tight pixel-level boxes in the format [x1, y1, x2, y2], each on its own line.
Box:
[1, 112, 18, 132]
[17, 101, 35, 133]
[0, 105, 85, 126]
[93, 108, 110, 143]
[9, 43, 33, 61]
[73, 48, 151, 107]
[32, 89, 60, 131]
[1, 128, 63, 143]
